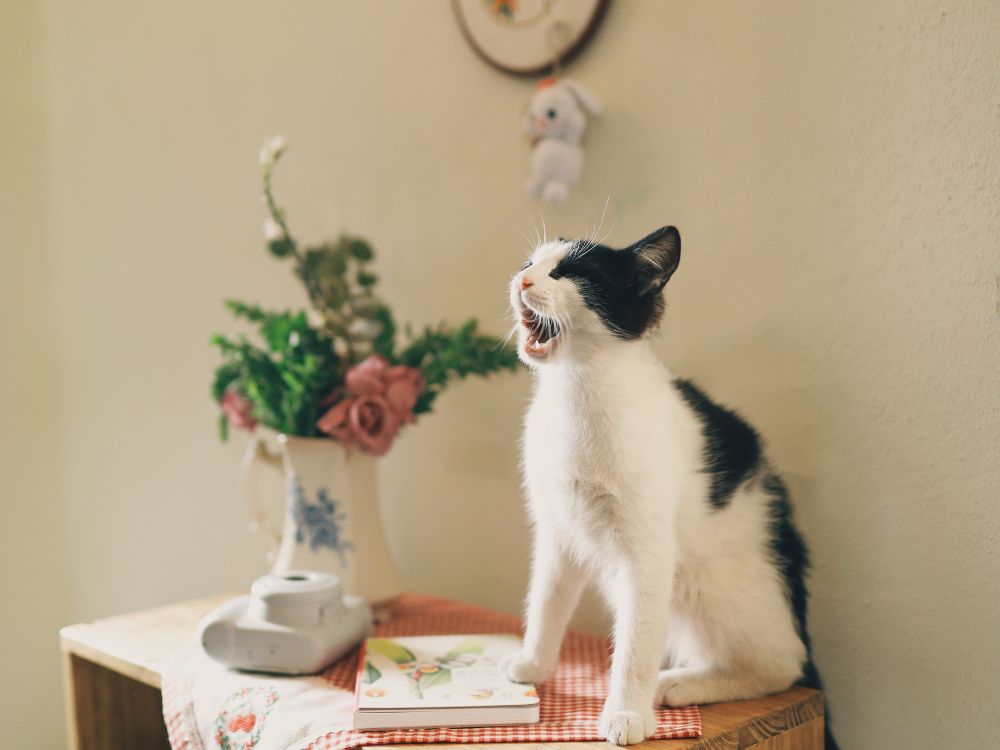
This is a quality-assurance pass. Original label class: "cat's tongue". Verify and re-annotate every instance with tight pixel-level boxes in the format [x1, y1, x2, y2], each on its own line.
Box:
[521, 309, 551, 343]
[521, 310, 559, 358]
[524, 334, 556, 358]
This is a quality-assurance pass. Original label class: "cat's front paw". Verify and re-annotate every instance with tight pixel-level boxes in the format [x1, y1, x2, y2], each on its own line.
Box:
[599, 703, 656, 746]
[498, 651, 556, 684]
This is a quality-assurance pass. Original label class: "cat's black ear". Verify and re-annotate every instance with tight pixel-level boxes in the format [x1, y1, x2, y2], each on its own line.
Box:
[630, 226, 681, 295]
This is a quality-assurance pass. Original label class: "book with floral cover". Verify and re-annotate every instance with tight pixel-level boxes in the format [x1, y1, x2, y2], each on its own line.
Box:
[353, 634, 540, 730]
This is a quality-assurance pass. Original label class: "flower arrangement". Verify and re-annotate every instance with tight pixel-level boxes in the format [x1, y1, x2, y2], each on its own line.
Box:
[211, 137, 518, 455]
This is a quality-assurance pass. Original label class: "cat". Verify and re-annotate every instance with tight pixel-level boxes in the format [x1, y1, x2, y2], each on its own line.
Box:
[500, 226, 836, 748]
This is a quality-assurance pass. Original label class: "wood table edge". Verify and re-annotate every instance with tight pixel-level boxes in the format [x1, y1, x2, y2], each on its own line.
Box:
[373, 688, 823, 750]
[742, 690, 824, 742]
[60, 629, 164, 689]
[702, 689, 824, 750]
[59, 594, 232, 689]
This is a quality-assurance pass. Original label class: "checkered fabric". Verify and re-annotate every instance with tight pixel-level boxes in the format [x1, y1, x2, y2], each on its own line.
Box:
[162, 594, 701, 750]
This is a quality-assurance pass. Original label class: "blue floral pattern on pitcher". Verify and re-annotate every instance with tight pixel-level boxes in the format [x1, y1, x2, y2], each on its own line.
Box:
[290, 477, 354, 565]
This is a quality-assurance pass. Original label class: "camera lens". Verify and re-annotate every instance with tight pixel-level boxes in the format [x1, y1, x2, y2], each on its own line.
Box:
[284, 574, 308, 581]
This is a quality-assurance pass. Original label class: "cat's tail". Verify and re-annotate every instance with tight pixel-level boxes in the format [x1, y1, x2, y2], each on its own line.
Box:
[797, 659, 840, 750]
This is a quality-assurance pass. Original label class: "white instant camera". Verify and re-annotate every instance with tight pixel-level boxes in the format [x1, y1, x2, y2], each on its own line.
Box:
[199, 571, 372, 675]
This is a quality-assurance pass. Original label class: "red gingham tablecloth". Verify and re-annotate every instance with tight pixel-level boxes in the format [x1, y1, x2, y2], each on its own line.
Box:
[162, 594, 701, 750]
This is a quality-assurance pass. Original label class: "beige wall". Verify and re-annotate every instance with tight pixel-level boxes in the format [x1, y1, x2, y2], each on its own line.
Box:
[1, 2, 69, 747]
[3, 1, 998, 747]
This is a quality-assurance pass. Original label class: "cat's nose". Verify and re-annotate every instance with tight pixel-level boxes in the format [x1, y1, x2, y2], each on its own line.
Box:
[519, 277, 534, 291]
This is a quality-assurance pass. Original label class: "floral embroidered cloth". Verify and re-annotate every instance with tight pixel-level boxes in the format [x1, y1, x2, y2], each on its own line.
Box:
[162, 594, 701, 750]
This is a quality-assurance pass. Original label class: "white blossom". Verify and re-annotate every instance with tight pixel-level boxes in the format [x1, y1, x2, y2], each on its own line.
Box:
[349, 318, 382, 340]
[259, 134, 288, 166]
[263, 216, 283, 241]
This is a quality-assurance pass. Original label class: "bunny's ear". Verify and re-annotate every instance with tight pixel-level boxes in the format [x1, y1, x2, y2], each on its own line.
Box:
[560, 79, 602, 116]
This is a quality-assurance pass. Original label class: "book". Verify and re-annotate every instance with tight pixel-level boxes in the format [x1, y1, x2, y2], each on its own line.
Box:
[353, 634, 540, 730]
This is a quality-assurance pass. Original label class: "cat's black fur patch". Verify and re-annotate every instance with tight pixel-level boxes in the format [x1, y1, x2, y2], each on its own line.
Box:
[674, 381, 838, 747]
[762, 473, 839, 749]
[673, 379, 763, 509]
[762, 473, 813, 665]
[553, 227, 680, 339]
[552, 243, 664, 338]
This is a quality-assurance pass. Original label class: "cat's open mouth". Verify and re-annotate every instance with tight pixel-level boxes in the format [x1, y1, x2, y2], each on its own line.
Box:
[521, 308, 560, 358]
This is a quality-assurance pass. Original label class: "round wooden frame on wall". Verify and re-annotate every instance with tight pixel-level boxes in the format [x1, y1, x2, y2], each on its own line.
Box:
[452, 0, 610, 77]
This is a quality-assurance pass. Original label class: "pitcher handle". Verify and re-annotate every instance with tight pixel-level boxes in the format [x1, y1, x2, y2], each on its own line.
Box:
[240, 435, 284, 562]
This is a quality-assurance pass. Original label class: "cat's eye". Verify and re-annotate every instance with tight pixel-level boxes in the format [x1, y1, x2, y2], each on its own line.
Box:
[521, 260, 532, 271]
[546, 109, 557, 119]
[549, 269, 563, 280]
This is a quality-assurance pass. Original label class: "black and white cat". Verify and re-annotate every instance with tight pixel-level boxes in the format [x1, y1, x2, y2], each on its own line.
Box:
[501, 227, 835, 747]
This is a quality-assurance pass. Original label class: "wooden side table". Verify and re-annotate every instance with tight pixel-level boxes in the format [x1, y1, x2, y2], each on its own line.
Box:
[60, 597, 825, 750]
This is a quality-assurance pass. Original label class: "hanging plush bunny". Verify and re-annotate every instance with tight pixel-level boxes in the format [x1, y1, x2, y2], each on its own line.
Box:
[524, 78, 602, 206]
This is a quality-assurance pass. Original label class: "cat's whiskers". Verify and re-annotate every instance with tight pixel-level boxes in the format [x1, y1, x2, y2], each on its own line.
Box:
[572, 196, 614, 261]
[549, 309, 569, 349]
[583, 198, 606, 249]
[498, 321, 520, 351]
[595, 215, 615, 249]
[521, 215, 541, 250]
[497, 302, 522, 351]
[557, 308, 571, 338]
[511, 224, 537, 257]
[544, 315, 557, 343]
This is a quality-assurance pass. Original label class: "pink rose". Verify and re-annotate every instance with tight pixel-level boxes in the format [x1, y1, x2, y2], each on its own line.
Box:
[383, 365, 424, 424]
[345, 354, 389, 396]
[316, 356, 425, 455]
[316, 397, 354, 443]
[349, 395, 400, 456]
[220, 389, 257, 431]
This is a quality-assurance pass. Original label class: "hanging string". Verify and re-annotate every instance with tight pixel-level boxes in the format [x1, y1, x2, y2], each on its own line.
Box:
[545, 19, 574, 77]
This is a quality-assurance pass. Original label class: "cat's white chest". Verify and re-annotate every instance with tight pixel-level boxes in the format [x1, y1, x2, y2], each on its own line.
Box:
[521, 356, 693, 563]
[522, 374, 635, 551]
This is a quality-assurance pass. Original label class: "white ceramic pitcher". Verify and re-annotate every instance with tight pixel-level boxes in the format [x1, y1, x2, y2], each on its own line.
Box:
[240, 433, 404, 605]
